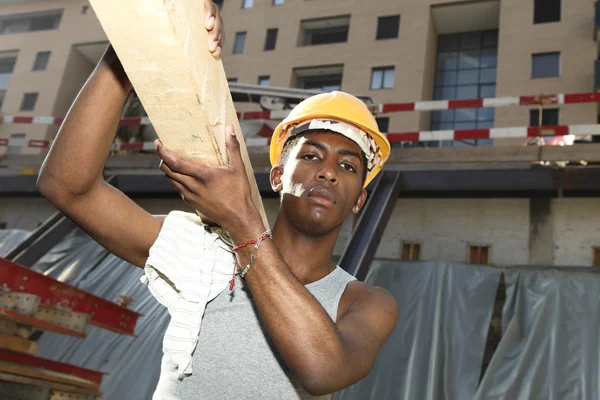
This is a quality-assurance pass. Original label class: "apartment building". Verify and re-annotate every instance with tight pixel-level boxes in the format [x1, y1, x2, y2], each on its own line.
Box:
[1, 0, 599, 267]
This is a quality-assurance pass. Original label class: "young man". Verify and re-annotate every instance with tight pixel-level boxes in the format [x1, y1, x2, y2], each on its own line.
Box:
[37, 1, 398, 398]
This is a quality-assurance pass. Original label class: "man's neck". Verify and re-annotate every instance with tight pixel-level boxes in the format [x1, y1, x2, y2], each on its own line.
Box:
[271, 215, 340, 285]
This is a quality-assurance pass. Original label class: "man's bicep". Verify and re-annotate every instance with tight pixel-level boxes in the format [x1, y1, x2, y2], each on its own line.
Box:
[336, 287, 399, 380]
[56, 181, 165, 268]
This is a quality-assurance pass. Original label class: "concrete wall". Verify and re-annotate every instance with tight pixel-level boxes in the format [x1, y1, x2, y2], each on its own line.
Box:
[553, 198, 600, 266]
[3, 196, 598, 266]
[375, 198, 530, 265]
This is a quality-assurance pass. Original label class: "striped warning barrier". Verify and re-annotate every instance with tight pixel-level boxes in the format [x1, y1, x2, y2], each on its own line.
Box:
[1, 92, 599, 126]
[2, 125, 599, 151]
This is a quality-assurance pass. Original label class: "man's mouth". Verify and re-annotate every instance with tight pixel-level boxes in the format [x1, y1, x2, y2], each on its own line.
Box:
[307, 186, 337, 205]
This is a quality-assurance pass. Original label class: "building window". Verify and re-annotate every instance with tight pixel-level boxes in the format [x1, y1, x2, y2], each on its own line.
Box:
[534, 0, 561, 24]
[0, 222, 6, 230]
[265, 28, 278, 51]
[0, 10, 63, 35]
[300, 16, 350, 46]
[468, 245, 491, 265]
[294, 64, 343, 91]
[376, 117, 389, 133]
[214, 0, 224, 9]
[401, 242, 421, 261]
[233, 32, 247, 54]
[81, 5, 89, 14]
[429, 30, 498, 148]
[20, 92, 38, 111]
[529, 109, 559, 126]
[532, 52, 560, 78]
[376, 15, 400, 40]
[594, 247, 600, 267]
[242, 0, 254, 9]
[258, 76, 270, 86]
[227, 78, 238, 83]
[0, 90, 5, 111]
[7, 133, 26, 154]
[273, 0, 284, 5]
[0, 52, 17, 93]
[370, 67, 395, 90]
[33, 51, 51, 71]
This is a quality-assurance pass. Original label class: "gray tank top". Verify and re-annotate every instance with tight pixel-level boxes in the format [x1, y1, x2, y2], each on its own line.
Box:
[153, 266, 356, 400]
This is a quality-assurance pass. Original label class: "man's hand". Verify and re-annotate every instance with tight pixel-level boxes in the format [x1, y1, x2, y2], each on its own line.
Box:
[156, 124, 261, 236]
[205, 0, 224, 58]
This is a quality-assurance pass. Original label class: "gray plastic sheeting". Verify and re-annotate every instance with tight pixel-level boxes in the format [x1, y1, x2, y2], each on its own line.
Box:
[335, 260, 502, 400]
[474, 267, 600, 400]
[0, 230, 167, 399]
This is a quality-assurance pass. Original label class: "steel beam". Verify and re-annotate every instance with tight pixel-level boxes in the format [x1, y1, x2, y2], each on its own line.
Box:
[339, 171, 403, 281]
[4, 212, 76, 267]
[0, 259, 141, 336]
[0, 349, 105, 387]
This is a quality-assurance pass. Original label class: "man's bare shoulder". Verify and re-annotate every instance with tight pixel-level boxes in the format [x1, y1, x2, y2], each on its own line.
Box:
[338, 280, 398, 325]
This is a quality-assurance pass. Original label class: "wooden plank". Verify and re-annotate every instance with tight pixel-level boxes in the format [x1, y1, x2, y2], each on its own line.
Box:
[88, 0, 268, 228]
[0, 333, 38, 356]
[0, 362, 99, 391]
[0, 372, 101, 397]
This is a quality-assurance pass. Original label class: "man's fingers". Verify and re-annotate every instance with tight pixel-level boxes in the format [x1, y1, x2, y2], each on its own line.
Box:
[159, 158, 195, 192]
[204, 0, 224, 56]
[225, 124, 243, 171]
[155, 141, 194, 176]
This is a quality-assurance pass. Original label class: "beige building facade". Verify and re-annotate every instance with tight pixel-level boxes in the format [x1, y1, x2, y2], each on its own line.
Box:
[0, 0, 597, 147]
[0, 0, 599, 267]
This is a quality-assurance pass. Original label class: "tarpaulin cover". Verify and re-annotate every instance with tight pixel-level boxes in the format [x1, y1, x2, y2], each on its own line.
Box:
[4, 230, 600, 400]
[335, 260, 502, 400]
[474, 267, 600, 400]
[0, 229, 167, 399]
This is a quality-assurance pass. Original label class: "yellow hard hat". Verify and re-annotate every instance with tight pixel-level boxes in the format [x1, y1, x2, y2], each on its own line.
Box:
[270, 91, 390, 188]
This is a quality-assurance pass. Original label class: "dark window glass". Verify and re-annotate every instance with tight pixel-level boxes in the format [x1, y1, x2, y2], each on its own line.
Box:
[534, 0, 561, 24]
[529, 109, 559, 126]
[265, 28, 278, 51]
[376, 15, 400, 40]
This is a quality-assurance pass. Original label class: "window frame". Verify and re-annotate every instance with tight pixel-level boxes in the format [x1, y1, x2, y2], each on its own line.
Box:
[531, 52, 561, 79]
[401, 242, 421, 261]
[370, 66, 395, 90]
[533, 0, 561, 24]
[467, 244, 492, 265]
[242, 0, 254, 9]
[258, 75, 270, 86]
[376, 15, 400, 40]
[264, 28, 278, 51]
[32, 51, 51, 71]
[232, 31, 247, 54]
[529, 108, 560, 127]
[20, 92, 38, 111]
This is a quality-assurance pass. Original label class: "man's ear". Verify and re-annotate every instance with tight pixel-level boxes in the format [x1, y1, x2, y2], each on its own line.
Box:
[270, 165, 284, 193]
[352, 189, 368, 214]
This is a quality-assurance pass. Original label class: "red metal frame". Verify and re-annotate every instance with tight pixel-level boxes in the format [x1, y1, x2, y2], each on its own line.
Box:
[0, 349, 106, 386]
[0, 258, 141, 335]
[0, 309, 87, 338]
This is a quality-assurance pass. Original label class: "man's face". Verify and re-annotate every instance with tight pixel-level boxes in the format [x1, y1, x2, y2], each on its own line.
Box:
[270, 131, 368, 236]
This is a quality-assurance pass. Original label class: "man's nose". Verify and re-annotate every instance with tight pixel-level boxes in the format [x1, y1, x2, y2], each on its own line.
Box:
[316, 162, 338, 184]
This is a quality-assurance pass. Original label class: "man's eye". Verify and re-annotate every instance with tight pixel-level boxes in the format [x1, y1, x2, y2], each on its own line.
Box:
[341, 163, 356, 173]
[302, 154, 318, 161]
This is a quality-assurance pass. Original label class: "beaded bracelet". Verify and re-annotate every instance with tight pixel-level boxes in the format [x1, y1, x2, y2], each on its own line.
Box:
[229, 230, 272, 290]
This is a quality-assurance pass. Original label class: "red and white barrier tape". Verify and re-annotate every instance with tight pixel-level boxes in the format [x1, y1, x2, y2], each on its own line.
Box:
[2, 125, 599, 151]
[1, 92, 599, 126]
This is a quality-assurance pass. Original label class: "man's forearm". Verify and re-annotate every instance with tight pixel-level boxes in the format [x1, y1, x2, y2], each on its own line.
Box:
[38, 45, 132, 198]
[228, 216, 352, 394]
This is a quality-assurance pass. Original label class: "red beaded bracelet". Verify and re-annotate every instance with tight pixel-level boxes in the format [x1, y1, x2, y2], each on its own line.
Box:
[229, 230, 272, 290]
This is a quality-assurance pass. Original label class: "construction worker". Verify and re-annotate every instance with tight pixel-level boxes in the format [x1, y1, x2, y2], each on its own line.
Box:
[37, 1, 398, 398]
